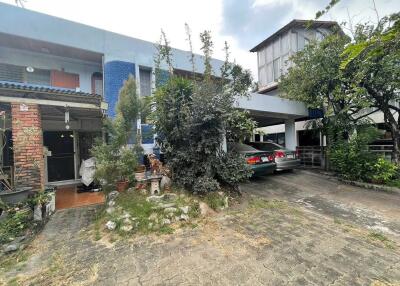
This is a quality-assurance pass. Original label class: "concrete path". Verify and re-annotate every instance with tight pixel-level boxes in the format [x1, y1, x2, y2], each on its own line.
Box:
[1, 170, 400, 285]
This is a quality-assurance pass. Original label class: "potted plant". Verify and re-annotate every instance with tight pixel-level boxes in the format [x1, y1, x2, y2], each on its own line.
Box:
[115, 147, 138, 192]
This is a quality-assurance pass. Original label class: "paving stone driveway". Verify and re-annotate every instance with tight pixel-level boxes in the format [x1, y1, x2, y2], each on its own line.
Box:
[1, 170, 400, 286]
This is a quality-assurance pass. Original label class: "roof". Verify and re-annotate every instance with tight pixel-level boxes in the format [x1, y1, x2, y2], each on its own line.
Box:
[0, 81, 101, 98]
[250, 19, 340, 52]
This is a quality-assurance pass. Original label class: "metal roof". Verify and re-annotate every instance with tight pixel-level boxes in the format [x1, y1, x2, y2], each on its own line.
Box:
[250, 19, 340, 52]
[0, 81, 101, 98]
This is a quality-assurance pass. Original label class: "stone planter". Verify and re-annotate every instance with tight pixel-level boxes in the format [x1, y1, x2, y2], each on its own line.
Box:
[0, 187, 33, 205]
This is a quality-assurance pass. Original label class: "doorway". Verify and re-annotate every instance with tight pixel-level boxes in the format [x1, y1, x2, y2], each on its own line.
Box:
[43, 131, 75, 182]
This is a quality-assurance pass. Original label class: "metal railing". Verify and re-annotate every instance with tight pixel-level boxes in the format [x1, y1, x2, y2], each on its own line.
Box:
[368, 144, 393, 161]
[297, 146, 325, 168]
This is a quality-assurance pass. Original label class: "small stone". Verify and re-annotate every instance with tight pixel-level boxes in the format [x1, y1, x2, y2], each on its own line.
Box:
[121, 212, 131, 219]
[164, 207, 178, 213]
[166, 212, 175, 219]
[33, 205, 42, 221]
[108, 191, 119, 200]
[14, 236, 26, 244]
[108, 200, 116, 207]
[161, 218, 171, 225]
[179, 206, 189, 214]
[4, 244, 18, 253]
[106, 207, 115, 214]
[123, 218, 131, 224]
[149, 213, 158, 221]
[121, 225, 133, 232]
[180, 214, 189, 221]
[105, 221, 116, 231]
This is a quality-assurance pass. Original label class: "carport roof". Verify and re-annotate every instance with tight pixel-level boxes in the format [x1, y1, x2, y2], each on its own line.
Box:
[236, 93, 309, 127]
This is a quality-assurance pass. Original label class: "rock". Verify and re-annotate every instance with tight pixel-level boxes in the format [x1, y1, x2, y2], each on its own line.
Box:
[180, 214, 189, 221]
[166, 212, 175, 219]
[105, 221, 116, 231]
[160, 176, 172, 191]
[121, 212, 131, 219]
[33, 204, 42, 221]
[4, 244, 18, 253]
[108, 191, 119, 200]
[146, 195, 164, 203]
[164, 207, 178, 213]
[106, 207, 115, 214]
[163, 193, 177, 201]
[123, 218, 131, 225]
[121, 225, 133, 232]
[108, 200, 116, 207]
[158, 203, 176, 209]
[199, 202, 216, 217]
[161, 218, 171, 225]
[149, 213, 158, 221]
[179, 206, 190, 214]
[14, 236, 26, 244]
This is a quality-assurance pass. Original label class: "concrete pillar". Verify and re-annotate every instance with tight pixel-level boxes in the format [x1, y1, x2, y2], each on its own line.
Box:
[11, 103, 45, 191]
[285, 118, 296, 150]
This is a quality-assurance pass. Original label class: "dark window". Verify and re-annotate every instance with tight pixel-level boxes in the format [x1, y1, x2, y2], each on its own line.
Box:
[254, 134, 261, 142]
[139, 67, 152, 97]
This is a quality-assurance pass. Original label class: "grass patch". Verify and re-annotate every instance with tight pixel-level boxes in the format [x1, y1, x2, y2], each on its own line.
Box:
[368, 231, 395, 249]
[248, 198, 287, 210]
[202, 192, 227, 211]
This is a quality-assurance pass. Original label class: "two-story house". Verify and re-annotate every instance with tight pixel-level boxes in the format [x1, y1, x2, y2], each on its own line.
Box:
[0, 3, 224, 195]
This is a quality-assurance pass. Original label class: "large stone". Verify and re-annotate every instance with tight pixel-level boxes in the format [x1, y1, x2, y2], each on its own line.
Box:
[146, 195, 164, 203]
[179, 206, 190, 214]
[199, 202, 216, 217]
[158, 203, 176, 209]
[105, 221, 116, 231]
[33, 204, 42, 221]
[4, 244, 18, 253]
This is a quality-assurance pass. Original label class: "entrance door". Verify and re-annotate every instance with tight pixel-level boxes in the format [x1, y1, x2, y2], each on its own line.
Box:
[43, 131, 75, 182]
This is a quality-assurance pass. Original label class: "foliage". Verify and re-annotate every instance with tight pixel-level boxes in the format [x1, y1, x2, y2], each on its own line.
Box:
[202, 192, 227, 211]
[153, 31, 255, 194]
[329, 127, 398, 183]
[0, 209, 31, 244]
[340, 13, 400, 162]
[370, 158, 398, 184]
[27, 191, 51, 208]
[91, 76, 141, 189]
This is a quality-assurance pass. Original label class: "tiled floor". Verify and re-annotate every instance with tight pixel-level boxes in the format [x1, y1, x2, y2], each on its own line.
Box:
[55, 185, 105, 210]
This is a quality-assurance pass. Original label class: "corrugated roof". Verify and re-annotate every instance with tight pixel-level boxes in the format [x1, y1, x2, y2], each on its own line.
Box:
[250, 19, 340, 52]
[0, 80, 101, 98]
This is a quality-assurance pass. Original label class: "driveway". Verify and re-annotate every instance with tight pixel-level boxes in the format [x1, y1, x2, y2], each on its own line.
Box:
[1, 170, 400, 285]
[242, 169, 400, 239]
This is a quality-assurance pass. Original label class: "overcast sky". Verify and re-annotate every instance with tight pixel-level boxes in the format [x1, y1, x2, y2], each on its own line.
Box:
[1, 0, 399, 79]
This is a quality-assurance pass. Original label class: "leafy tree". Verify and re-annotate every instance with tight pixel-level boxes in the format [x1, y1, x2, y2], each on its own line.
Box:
[153, 30, 254, 194]
[91, 76, 142, 190]
[340, 13, 400, 163]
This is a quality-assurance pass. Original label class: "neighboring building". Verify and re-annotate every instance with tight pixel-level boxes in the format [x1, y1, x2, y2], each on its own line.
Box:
[247, 20, 390, 154]
[0, 3, 224, 190]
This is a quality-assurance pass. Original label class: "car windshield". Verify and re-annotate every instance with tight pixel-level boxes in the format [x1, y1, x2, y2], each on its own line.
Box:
[229, 143, 259, 152]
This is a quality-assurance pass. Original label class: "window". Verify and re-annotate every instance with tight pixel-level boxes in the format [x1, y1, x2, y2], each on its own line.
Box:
[25, 68, 51, 86]
[0, 63, 24, 82]
[139, 67, 152, 97]
[92, 72, 103, 96]
[266, 63, 273, 84]
[291, 32, 298, 52]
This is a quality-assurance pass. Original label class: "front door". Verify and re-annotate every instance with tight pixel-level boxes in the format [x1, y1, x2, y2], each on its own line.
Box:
[43, 131, 75, 182]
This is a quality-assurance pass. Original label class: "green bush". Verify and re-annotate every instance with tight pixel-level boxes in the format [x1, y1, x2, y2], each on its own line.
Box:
[0, 209, 32, 244]
[370, 158, 398, 184]
[329, 127, 398, 184]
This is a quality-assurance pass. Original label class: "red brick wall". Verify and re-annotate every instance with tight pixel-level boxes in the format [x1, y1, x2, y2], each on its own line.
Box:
[11, 103, 45, 190]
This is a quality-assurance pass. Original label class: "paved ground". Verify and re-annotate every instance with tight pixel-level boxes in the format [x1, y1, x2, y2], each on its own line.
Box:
[1, 170, 400, 285]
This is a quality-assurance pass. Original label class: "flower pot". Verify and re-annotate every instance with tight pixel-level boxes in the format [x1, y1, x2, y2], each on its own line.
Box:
[0, 187, 33, 205]
[116, 180, 129, 192]
[135, 165, 146, 172]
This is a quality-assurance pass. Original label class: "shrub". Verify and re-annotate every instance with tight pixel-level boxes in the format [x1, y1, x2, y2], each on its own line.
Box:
[329, 127, 398, 184]
[370, 158, 398, 184]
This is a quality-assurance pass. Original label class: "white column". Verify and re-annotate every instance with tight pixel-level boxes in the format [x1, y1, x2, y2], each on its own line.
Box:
[285, 118, 296, 150]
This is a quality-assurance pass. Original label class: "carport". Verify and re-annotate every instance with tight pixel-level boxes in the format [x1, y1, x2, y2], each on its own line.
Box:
[236, 93, 309, 149]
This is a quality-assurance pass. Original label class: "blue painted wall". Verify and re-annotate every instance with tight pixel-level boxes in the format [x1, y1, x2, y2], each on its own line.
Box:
[104, 60, 135, 118]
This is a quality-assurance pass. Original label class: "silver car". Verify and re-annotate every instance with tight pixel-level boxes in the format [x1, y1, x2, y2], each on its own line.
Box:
[250, 142, 300, 171]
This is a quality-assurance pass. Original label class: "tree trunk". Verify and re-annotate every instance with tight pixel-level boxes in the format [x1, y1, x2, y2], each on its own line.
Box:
[385, 109, 400, 164]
